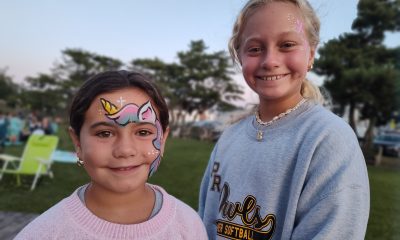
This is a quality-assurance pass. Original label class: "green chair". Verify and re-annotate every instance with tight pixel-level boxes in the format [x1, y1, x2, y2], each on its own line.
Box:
[0, 134, 59, 190]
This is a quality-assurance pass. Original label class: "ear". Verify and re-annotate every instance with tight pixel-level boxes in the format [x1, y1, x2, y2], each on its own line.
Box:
[68, 127, 82, 158]
[308, 47, 316, 68]
[159, 127, 170, 157]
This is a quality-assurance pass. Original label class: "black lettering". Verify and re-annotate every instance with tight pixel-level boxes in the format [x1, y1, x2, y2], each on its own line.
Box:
[210, 162, 221, 192]
[218, 182, 276, 235]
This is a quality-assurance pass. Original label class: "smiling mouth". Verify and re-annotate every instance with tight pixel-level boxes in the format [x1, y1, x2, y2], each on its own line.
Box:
[110, 165, 138, 171]
[257, 74, 289, 81]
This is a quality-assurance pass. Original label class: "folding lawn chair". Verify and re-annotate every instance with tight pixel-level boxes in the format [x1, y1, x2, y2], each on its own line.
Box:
[0, 134, 59, 190]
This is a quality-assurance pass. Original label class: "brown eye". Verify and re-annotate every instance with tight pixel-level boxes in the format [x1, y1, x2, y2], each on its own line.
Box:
[96, 131, 113, 138]
[136, 129, 153, 136]
[248, 47, 262, 54]
[281, 42, 296, 49]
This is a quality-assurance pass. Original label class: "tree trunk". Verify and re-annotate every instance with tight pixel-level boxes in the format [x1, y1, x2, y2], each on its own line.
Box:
[363, 117, 377, 165]
[170, 108, 176, 128]
[363, 117, 376, 151]
[348, 103, 359, 137]
[192, 112, 199, 122]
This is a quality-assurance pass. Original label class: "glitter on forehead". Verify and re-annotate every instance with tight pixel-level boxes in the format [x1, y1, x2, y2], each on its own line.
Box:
[287, 14, 303, 34]
[287, 13, 308, 49]
[116, 96, 126, 107]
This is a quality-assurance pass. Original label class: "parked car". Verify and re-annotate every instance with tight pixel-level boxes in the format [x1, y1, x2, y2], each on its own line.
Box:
[186, 120, 224, 141]
[373, 131, 400, 158]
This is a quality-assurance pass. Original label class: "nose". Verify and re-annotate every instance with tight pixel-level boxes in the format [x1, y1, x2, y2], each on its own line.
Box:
[261, 48, 279, 70]
[112, 134, 137, 159]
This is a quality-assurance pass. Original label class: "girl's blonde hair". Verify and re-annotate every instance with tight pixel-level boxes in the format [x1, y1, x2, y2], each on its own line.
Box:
[229, 0, 325, 104]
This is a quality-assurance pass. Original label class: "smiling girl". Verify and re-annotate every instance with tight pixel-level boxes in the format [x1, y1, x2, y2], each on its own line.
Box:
[199, 1, 370, 239]
[16, 70, 207, 240]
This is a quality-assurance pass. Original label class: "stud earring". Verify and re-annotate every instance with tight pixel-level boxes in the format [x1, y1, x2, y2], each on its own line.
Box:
[308, 64, 313, 71]
[77, 158, 84, 167]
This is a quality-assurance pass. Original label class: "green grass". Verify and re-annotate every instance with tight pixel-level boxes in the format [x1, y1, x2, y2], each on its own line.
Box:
[0, 133, 399, 239]
[366, 166, 400, 240]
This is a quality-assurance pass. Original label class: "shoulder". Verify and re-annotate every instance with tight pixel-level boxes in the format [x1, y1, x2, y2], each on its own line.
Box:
[299, 105, 368, 190]
[170, 197, 208, 239]
[302, 104, 358, 142]
[14, 196, 71, 239]
[297, 104, 367, 179]
[223, 115, 251, 135]
[152, 185, 208, 239]
[154, 185, 203, 223]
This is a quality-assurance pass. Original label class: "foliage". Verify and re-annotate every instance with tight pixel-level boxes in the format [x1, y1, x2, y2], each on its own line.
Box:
[315, 0, 400, 150]
[130, 40, 243, 127]
[0, 68, 19, 109]
[15, 49, 123, 116]
[21, 74, 65, 115]
[351, 0, 400, 43]
[52, 48, 123, 101]
[3, 42, 244, 122]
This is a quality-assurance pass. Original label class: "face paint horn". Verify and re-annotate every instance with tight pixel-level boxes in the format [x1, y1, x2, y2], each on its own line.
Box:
[138, 101, 156, 124]
[100, 98, 119, 115]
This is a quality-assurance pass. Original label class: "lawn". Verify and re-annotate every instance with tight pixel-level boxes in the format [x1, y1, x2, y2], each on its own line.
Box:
[0, 133, 399, 239]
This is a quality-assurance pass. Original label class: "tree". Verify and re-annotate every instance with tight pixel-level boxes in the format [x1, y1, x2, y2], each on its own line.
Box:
[21, 74, 64, 115]
[0, 68, 19, 108]
[130, 40, 243, 127]
[53, 48, 123, 101]
[22, 49, 124, 116]
[315, 0, 400, 151]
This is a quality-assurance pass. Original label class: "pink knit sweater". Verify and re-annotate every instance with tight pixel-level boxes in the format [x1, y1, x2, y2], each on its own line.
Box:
[15, 184, 208, 240]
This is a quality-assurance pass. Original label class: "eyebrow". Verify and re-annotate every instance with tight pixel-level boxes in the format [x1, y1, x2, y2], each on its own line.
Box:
[89, 121, 116, 130]
[243, 31, 301, 43]
[89, 121, 155, 129]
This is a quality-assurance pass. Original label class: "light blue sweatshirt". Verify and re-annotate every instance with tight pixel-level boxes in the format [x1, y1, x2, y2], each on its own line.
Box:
[199, 101, 370, 240]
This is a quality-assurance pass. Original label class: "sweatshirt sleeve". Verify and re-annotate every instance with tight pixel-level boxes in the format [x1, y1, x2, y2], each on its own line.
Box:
[291, 124, 370, 240]
[198, 146, 217, 219]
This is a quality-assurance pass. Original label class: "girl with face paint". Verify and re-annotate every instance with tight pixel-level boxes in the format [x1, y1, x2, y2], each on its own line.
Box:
[15, 70, 208, 240]
[199, 1, 370, 239]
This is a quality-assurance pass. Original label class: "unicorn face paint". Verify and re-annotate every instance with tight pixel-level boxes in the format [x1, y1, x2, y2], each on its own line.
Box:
[100, 96, 164, 176]
[74, 87, 167, 194]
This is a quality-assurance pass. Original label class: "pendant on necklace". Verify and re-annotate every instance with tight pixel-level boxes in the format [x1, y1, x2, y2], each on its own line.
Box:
[257, 130, 263, 141]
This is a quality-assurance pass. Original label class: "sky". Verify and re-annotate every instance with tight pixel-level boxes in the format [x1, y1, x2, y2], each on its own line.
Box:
[0, 0, 399, 104]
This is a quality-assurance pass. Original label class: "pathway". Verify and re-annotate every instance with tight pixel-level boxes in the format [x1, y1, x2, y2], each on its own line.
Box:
[0, 211, 38, 240]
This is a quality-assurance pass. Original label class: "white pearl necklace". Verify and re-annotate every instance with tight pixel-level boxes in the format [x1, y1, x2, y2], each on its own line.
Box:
[255, 98, 307, 141]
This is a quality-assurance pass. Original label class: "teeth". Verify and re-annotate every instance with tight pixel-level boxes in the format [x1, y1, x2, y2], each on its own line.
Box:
[260, 75, 285, 81]
[116, 166, 133, 171]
